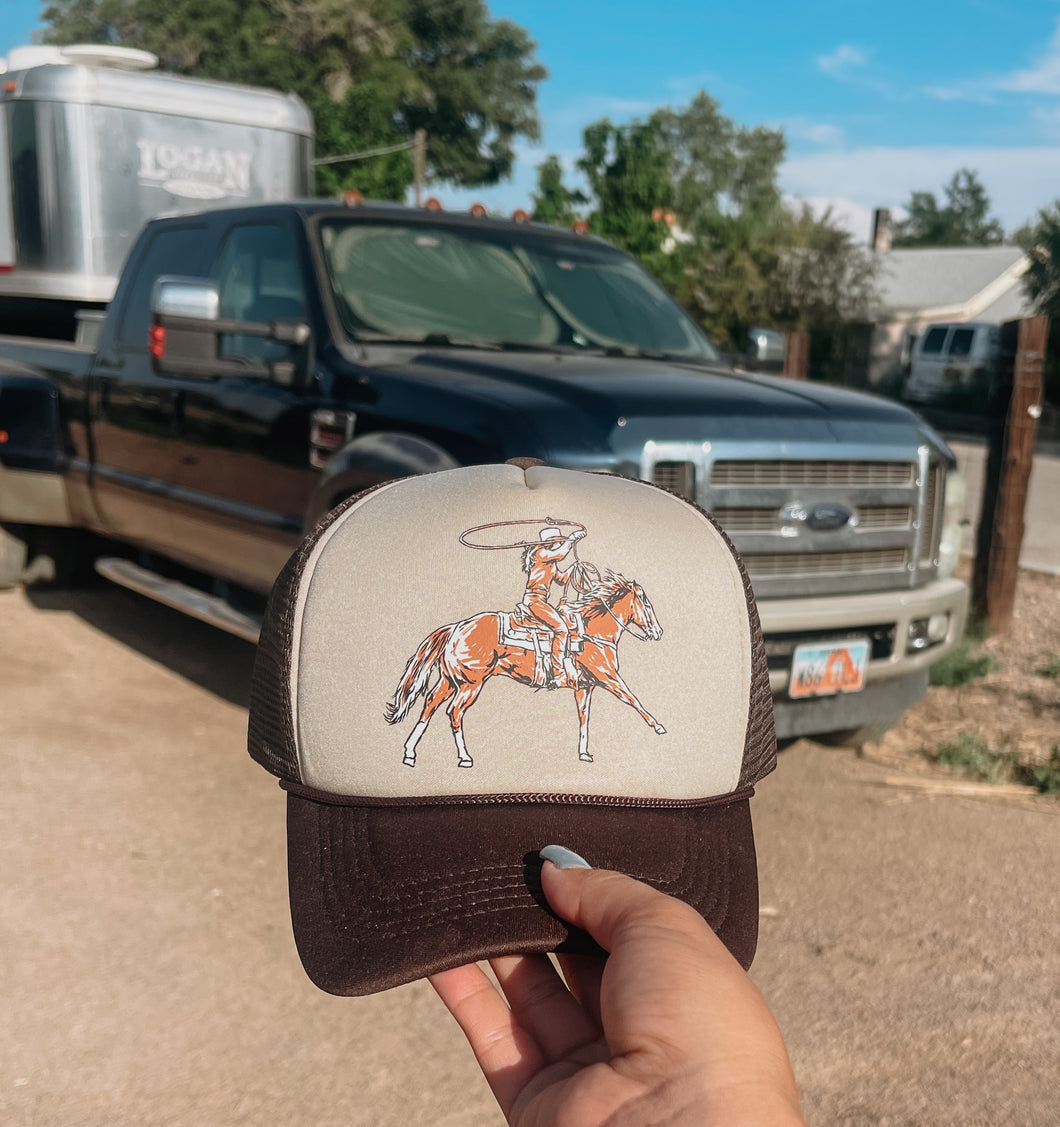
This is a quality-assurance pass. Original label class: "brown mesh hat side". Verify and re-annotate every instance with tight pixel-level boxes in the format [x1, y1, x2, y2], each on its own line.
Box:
[248, 479, 405, 782]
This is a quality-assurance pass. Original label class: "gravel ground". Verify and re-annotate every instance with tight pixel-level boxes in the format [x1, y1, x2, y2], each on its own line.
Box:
[3, 569, 1058, 1127]
[864, 563, 1060, 782]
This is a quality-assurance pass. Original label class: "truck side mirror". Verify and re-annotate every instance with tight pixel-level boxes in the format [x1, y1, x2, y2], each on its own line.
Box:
[152, 276, 221, 321]
[150, 276, 227, 377]
[150, 276, 310, 386]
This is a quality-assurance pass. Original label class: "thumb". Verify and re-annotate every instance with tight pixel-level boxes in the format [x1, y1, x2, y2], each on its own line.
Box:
[539, 846, 728, 964]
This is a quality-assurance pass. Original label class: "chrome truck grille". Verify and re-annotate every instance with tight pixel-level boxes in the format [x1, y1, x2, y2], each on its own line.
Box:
[644, 443, 944, 599]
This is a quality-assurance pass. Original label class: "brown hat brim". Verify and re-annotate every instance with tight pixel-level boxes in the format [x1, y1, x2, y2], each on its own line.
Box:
[286, 791, 760, 996]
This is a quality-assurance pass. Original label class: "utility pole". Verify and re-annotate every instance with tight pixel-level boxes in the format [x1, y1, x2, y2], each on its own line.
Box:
[971, 316, 1047, 632]
[413, 129, 426, 207]
[782, 331, 809, 380]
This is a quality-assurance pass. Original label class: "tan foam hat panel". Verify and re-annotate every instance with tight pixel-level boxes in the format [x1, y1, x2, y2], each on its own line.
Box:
[248, 462, 776, 995]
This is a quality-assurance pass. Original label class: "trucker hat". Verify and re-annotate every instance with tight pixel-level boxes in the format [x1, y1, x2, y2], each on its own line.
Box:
[248, 460, 776, 996]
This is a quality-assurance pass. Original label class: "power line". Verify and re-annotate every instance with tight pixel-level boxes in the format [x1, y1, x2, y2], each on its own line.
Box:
[311, 138, 418, 167]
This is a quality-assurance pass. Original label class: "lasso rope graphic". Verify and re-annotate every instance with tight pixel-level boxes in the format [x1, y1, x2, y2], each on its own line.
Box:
[458, 517, 586, 550]
[458, 518, 650, 640]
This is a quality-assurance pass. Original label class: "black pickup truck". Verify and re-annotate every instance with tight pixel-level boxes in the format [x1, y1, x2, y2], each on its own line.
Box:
[0, 199, 969, 742]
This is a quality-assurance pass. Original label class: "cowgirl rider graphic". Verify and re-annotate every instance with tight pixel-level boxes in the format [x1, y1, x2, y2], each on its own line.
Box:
[521, 524, 587, 688]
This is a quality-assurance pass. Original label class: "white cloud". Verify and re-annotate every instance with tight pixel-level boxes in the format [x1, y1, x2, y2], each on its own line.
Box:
[785, 195, 876, 243]
[923, 84, 996, 105]
[996, 16, 1060, 94]
[776, 117, 845, 147]
[817, 44, 869, 77]
[782, 145, 1060, 234]
[939, 14, 1060, 103]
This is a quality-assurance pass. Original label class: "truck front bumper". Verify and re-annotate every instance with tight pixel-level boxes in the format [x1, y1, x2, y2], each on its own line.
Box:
[757, 576, 969, 740]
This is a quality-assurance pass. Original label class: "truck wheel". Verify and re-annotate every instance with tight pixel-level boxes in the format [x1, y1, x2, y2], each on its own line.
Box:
[814, 717, 900, 748]
[0, 524, 95, 589]
[0, 525, 28, 588]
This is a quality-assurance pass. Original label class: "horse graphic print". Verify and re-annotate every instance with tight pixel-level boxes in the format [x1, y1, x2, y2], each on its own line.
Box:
[384, 518, 667, 768]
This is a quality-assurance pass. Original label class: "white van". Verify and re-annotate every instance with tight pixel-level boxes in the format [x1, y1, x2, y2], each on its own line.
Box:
[903, 321, 1000, 404]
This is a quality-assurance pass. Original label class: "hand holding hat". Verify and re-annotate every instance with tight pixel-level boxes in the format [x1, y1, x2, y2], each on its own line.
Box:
[430, 848, 805, 1127]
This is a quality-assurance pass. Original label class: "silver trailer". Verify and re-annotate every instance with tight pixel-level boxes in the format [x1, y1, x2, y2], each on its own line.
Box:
[0, 45, 313, 305]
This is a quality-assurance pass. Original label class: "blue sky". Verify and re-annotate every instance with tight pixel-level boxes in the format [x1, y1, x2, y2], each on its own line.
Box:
[6, 0, 1060, 240]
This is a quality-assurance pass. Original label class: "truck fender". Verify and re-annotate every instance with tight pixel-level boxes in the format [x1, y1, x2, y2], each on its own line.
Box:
[0, 369, 73, 534]
[0, 369, 91, 587]
[0, 368, 65, 475]
[306, 431, 459, 526]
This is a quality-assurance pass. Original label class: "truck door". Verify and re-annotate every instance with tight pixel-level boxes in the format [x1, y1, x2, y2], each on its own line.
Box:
[89, 220, 209, 552]
[163, 219, 320, 591]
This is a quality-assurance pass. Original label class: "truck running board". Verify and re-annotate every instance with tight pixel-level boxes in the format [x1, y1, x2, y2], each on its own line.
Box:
[94, 557, 263, 644]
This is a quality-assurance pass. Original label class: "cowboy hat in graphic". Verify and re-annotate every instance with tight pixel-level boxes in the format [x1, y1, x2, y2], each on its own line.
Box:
[248, 460, 776, 996]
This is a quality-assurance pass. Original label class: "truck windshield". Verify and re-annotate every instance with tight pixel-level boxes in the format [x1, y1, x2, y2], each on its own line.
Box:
[317, 219, 719, 363]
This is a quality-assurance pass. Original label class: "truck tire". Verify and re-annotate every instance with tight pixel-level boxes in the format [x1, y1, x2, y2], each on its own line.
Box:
[0, 525, 28, 588]
[0, 524, 95, 589]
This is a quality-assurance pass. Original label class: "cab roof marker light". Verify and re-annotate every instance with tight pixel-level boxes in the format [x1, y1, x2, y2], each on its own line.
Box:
[469, 203, 488, 218]
[343, 190, 364, 208]
[571, 220, 590, 235]
[424, 197, 443, 211]
[511, 208, 530, 223]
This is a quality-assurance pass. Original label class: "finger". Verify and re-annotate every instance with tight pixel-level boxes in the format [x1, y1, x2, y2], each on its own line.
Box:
[429, 963, 547, 1118]
[489, 953, 603, 1064]
[555, 953, 604, 1028]
[541, 861, 720, 963]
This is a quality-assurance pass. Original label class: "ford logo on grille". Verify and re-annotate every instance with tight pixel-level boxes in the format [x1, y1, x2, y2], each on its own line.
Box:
[805, 504, 853, 531]
[779, 503, 857, 534]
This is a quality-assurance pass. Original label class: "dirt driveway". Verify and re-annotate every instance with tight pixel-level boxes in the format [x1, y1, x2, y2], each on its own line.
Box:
[3, 581, 1058, 1127]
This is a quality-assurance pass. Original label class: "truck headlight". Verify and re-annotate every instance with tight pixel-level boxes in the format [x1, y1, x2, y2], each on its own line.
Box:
[937, 470, 967, 579]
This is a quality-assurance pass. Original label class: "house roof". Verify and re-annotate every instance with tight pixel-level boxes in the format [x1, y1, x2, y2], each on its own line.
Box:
[875, 246, 1033, 322]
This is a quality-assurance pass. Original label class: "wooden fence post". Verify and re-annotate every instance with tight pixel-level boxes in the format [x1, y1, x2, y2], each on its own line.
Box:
[782, 331, 809, 380]
[971, 316, 1047, 632]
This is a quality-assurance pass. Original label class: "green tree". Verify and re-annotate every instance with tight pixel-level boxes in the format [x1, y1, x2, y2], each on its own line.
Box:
[652, 92, 785, 226]
[648, 92, 788, 349]
[1020, 203, 1060, 408]
[1021, 202, 1060, 315]
[562, 91, 879, 356]
[40, 0, 546, 197]
[530, 156, 586, 227]
[767, 205, 878, 332]
[312, 84, 415, 201]
[576, 118, 676, 282]
[893, 169, 1004, 247]
[397, 1, 546, 187]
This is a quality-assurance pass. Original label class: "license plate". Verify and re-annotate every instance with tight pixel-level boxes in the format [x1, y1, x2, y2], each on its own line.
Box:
[789, 639, 870, 698]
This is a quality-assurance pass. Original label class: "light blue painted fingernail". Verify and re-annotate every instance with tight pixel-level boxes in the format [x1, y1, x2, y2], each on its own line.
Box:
[540, 844, 592, 870]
